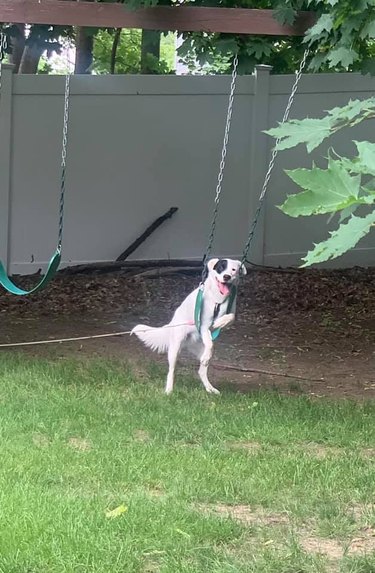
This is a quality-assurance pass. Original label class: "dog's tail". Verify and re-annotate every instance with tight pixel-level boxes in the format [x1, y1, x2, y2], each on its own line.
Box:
[131, 324, 171, 354]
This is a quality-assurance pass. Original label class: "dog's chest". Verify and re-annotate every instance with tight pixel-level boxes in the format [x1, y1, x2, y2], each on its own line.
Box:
[201, 296, 229, 324]
[213, 303, 221, 321]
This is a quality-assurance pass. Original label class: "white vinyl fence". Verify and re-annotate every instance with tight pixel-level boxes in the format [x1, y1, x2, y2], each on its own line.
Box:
[1, 64, 375, 275]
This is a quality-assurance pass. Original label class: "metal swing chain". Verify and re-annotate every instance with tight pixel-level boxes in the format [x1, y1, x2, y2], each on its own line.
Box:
[0, 29, 69, 252]
[57, 59, 72, 251]
[202, 54, 239, 278]
[241, 48, 310, 265]
[0, 30, 7, 89]
[0, 29, 70, 253]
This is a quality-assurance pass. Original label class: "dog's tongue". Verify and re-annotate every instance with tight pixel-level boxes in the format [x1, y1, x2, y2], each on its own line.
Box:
[218, 281, 230, 297]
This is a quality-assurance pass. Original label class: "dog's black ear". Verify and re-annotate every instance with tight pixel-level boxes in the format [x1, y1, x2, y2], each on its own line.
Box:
[207, 258, 219, 272]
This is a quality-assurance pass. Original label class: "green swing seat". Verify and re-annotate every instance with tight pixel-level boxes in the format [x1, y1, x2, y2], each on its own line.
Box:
[0, 249, 61, 296]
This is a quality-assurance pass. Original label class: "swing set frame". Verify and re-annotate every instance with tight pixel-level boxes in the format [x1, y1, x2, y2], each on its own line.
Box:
[0, 1, 315, 36]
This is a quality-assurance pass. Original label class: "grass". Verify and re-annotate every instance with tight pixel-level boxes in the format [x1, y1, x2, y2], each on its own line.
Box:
[0, 352, 374, 573]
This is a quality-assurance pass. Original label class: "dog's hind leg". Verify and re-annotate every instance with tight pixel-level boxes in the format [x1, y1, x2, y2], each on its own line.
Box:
[198, 330, 220, 395]
[165, 340, 181, 395]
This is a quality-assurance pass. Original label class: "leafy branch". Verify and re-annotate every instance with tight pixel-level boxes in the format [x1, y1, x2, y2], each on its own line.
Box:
[266, 99, 375, 266]
[275, 0, 375, 75]
[267, 98, 375, 152]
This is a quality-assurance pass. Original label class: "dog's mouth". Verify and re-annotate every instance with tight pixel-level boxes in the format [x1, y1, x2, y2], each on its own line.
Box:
[216, 278, 231, 297]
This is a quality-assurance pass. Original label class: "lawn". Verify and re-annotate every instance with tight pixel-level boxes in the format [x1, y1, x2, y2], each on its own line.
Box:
[0, 352, 374, 573]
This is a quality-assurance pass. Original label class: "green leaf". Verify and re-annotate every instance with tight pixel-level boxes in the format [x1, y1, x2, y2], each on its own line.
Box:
[265, 117, 332, 153]
[339, 141, 375, 177]
[354, 140, 375, 176]
[327, 47, 357, 68]
[308, 52, 329, 71]
[340, 14, 364, 35]
[274, 5, 296, 26]
[338, 204, 358, 223]
[360, 58, 375, 76]
[105, 504, 128, 519]
[360, 19, 375, 38]
[245, 40, 272, 59]
[301, 211, 375, 266]
[362, 177, 375, 194]
[281, 160, 361, 217]
[305, 13, 334, 43]
[327, 98, 375, 122]
[214, 37, 238, 56]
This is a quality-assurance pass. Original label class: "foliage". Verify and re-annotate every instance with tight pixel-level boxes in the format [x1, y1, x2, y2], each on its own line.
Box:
[123, 0, 310, 74]
[121, 0, 375, 75]
[2, 0, 375, 76]
[299, 0, 375, 75]
[5, 0, 375, 76]
[2, 23, 72, 73]
[272, 0, 375, 75]
[266, 101, 375, 266]
[264, 3, 375, 267]
[92, 29, 175, 74]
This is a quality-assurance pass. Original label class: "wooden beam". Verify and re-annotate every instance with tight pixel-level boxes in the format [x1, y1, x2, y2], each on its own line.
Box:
[0, 1, 315, 36]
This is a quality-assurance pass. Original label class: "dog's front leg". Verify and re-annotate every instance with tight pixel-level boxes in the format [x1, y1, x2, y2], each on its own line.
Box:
[198, 329, 220, 395]
[212, 312, 235, 330]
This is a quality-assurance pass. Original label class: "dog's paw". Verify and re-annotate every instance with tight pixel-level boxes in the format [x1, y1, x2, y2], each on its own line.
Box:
[212, 313, 235, 330]
[165, 387, 173, 395]
[206, 384, 220, 395]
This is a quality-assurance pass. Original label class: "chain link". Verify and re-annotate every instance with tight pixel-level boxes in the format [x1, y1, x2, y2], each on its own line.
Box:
[0, 30, 70, 252]
[57, 67, 71, 250]
[0, 31, 7, 62]
[0, 31, 7, 97]
[202, 55, 239, 279]
[241, 49, 309, 265]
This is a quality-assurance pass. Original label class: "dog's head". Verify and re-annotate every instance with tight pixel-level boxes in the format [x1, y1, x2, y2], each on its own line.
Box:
[206, 258, 247, 297]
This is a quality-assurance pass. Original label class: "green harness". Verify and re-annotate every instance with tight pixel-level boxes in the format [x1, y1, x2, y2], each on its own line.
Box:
[194, 285, 237, 341]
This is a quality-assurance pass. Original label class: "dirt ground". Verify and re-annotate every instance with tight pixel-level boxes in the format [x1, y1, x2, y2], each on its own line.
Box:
[0, 266, 374, 400]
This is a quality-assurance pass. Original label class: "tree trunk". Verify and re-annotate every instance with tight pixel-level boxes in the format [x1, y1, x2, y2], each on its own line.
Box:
[9, 24, 26, 73]
[75, 27, 93, 74]
[141, 30, 161, 74]
[18, 42, 43, 74]
[110, 28, 122, 74]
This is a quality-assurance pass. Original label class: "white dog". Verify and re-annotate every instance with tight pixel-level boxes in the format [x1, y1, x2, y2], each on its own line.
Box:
[131, 258, 246, 394]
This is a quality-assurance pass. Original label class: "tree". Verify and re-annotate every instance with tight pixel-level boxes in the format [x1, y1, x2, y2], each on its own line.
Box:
[266, 1, 375, 266]
[75, 27, 94, 74]
[92, 29, 175, 74]
[123, 0, 311, 74]
[277, 0, 375, 75]
[4, 24, 71, 74]
[141, 30, 161, 74]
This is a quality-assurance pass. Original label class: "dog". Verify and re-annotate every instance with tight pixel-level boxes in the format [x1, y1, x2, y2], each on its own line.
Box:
[131, 258, 246, 394]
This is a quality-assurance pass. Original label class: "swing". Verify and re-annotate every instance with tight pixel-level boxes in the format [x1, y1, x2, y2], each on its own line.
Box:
[0, 32, 71, 296]
[195, 50, 310, 337]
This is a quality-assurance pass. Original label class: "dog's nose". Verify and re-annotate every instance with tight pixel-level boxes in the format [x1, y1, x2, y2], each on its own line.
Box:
[223, 274, 231, 282]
